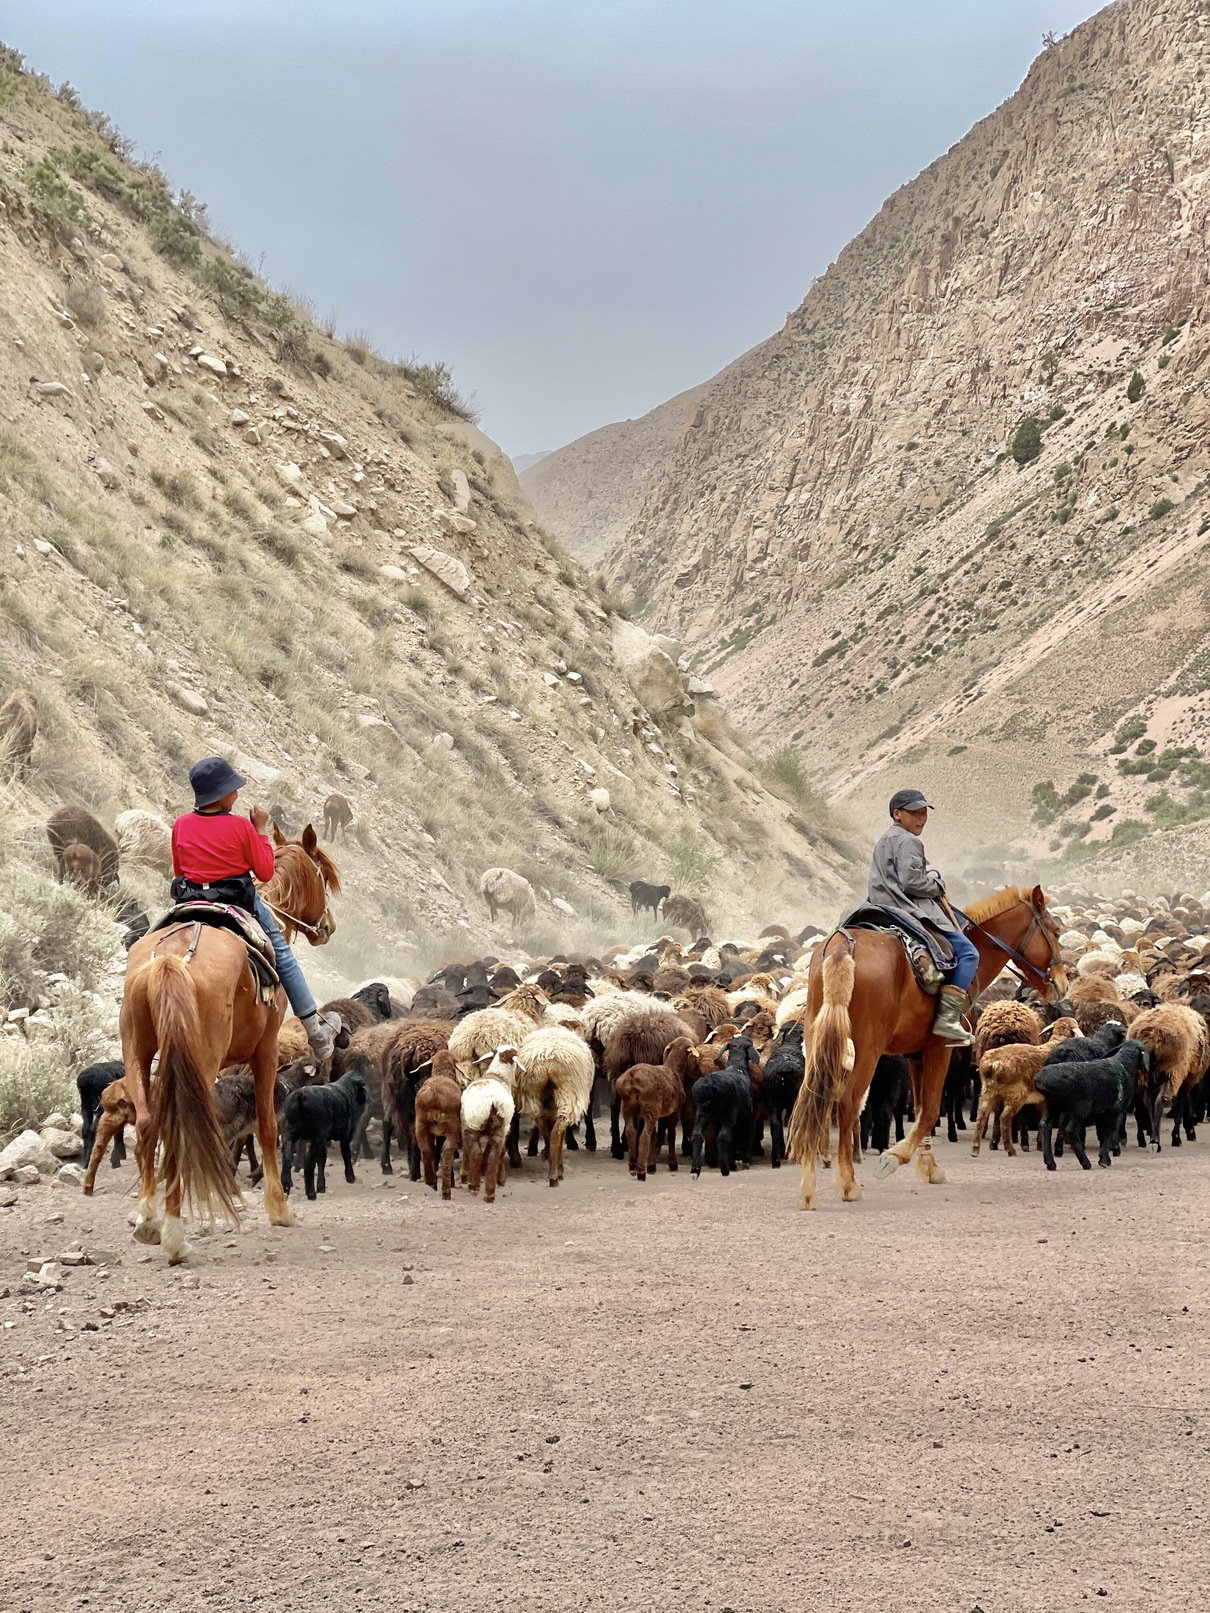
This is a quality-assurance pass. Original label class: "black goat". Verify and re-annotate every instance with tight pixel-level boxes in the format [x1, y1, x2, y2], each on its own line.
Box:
[760, 1022, 805, 1168]
[629, 880, 670, 918]
[77, 1059, 126, 1170]
[862, 1054, 912, 1154]
[280, 1060, 369, 1199]
[691, 1035, 757, 1177]
[1036, 1040, 1149, 1171]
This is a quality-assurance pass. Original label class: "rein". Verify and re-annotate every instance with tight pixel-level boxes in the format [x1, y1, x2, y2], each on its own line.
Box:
[260, 897, 327, 942]
[956, 901, 1060, 992]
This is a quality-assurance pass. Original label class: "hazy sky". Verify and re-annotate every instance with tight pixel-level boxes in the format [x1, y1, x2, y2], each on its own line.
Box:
[3, 1, 1104, 454]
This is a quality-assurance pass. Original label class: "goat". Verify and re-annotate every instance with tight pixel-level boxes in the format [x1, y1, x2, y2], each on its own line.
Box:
[322, 791, 354, 841]
[616, 1036, 693, 1180]
[691, 1035, 757, 1178]
[77, 1059, 126, 1175]
[280, 1060, 369, 1199]
[1037, 1040, 1150, 1170]
[47, 806, 119, 887]
[414, 1051, 464, 1199]
[629, 880, 670, 918]
[461, 1064, 514, 1203]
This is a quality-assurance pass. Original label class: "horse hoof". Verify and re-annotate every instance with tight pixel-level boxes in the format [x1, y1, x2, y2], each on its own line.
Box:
[132, 1216, 161, 1245]
[875, 1152, 901, 1179]
[797, 1194, 817, 1211]
[841, 1182, 863, 1202]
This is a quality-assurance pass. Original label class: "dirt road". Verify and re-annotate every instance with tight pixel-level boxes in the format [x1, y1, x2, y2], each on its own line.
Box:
[3, 1132, 1208, 1613]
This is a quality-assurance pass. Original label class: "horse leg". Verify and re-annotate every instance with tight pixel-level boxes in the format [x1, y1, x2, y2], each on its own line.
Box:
[127, 1047, 162, 1245]
[837, 1053, 877, 1200]
[879, 1045, 949, 1182]
[253, 1036, 293, 1228]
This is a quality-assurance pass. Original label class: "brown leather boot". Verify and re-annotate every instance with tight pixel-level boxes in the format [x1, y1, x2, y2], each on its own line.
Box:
[932, 985, 973, 1046]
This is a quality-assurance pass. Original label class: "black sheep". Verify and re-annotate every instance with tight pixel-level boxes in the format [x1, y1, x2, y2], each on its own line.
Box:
[862, 1054, 912, 1154]
[760, 1022, 805, 1168]
[629, 880, 670, 918]
[1041, 1018, 1127, 1067]
[280, 1060, 369, 1199]
[691, 1035, 757, 1178]
[77, 1058, 126, 1170]
[1036, 1039, 1149, 1171]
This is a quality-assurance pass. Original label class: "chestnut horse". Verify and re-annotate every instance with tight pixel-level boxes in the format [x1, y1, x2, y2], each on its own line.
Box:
[121, 825, 340, 1262]
[787, 885, 1066, 1209]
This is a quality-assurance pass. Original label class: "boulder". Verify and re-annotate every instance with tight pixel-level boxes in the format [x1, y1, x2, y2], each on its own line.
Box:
[55, 1164, 86, 1188]
[318, 431, 348, 459]
[430, 732, 455, 752]
[409, 546, 470, 599]
[446, 469, 472, 512]
[42, 1112, 69, 1131]
[611, 619, 688, 715]
[40, 1128, 82, 1159]
[94, 459, 123, 490]
[551, 897, 576, 917]
[195, 354, 227, 378]
[168, 683, 209, 717]
[0, 1130, 59, 1180]
[99, 252, 124, 271]
[300, 513, 330, 539]
[378, 564, 408, 582]
[587, 787, 611, 814]
[12, 1165, 41, 1186]
[243, 426, 263, 446]
[275, 462, 305, 489]
[650, 633, 682, 662]
[230, 409, 250, 427]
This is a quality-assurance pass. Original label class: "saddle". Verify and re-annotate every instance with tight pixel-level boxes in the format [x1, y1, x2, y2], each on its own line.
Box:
[149, 902, 280, 1005]
[836, 904, 957, 997]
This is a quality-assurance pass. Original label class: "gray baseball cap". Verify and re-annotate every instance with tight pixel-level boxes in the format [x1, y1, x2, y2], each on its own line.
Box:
[889, 788, 934, 815]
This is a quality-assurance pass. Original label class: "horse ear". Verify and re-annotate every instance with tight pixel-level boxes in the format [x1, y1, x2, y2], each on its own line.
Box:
[1030, 883, 1047, 909]
[302, 824, 318, 853]
[271, 821, 287, 847]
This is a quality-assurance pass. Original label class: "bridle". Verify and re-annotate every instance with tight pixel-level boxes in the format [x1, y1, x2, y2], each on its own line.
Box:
[956, 899, 1064, 996]
[260, 897, 332, 944]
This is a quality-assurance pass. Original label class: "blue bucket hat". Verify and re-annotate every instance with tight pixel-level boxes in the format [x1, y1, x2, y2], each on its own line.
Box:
[189, 756, 247, 809]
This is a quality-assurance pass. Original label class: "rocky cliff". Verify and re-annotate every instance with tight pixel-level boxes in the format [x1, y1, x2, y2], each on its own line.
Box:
[0, 45, 855, 982]
[520, 383, 709, 566]
[555, 0, 1210, 882]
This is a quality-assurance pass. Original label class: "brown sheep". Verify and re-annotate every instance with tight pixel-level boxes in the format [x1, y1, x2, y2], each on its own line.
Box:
[1067, 975, 1122, 1006]
[0, 687, 38, 777]
[61, 841, 103, 898]
[662, 893, 709, 936]
[1074, 998, 1138, 1036]
[414, 1050, 463, 1198]
[47, 806, 119, 888]
[971, 1000, 1042, 1066]
[616, 1036, 694, 1180]
[971, 1018, 1078, 1157]
[1130, 1004, 1210, 1150]
[603, 1000, 693, 1157]
[322, 791, 354, 841]
[674, 983, 733, 1029]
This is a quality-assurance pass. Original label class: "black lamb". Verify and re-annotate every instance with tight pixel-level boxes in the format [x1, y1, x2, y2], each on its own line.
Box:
[760, 1022, 805, 1167]
[691, 1034, 757, 1178]
[1036, 1039, 1149, 1171]
[862, 1054, 912, 1154]
[280, 1059, 370, 1199]
[77, 1058, 126, 1170]
[1041, 1018, 1127, 1068]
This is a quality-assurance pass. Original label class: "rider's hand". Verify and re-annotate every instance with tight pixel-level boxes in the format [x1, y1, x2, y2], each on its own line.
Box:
[249, 804, 270, 833]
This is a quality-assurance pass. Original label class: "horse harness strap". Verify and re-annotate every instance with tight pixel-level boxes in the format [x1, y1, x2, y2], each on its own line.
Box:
[955, 903, 1057, 987]
[261, 896, 325, 942]
[149, 920, 203, 965]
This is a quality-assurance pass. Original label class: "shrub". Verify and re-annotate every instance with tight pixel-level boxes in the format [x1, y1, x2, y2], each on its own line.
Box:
[663, 827, 722, 894]
[1010, 416, 1043, 466]
[1031, 771, 1097, 826]
[63, 279, 105, 327]
[24, 154, 91, 238]
[1149, 497, 1175, 521]
[1127, 370, 1145, 403]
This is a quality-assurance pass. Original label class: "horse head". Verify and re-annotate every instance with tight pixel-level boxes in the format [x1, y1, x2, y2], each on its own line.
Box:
[967, 884, 1067, 1002]
[262, 823, 341, 945]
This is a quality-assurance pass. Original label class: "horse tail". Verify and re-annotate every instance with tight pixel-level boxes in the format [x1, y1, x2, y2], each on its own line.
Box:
[145, 955, 241, 1227]
[787, 943, 855, 1165]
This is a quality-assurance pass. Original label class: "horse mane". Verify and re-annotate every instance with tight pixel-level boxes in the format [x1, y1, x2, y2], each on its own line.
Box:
[964, 886, 1030, 924]
[266, 839, 341, 907]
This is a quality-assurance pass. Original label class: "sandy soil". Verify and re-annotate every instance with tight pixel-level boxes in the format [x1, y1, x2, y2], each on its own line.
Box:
[3, 1128, 1209, 1613]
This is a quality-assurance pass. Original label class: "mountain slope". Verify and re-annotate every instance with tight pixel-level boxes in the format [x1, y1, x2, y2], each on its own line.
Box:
[520, 383, 709, 566]
[581, 0, 1210, 875]
[0, 45, 855, 983]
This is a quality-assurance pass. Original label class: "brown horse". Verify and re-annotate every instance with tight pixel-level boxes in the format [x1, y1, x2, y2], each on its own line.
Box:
[121, 826, 340, 1262]
[787, 886, 1067, 1209]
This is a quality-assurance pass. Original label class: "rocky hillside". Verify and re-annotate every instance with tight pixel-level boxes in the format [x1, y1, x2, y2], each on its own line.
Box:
[530, 0, 1210, 885]
[0, 46, 856, 990]
[520, 383, 708, 566]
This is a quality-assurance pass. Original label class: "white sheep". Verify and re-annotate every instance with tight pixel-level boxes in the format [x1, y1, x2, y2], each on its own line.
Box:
[460, 1069, 515, 1203]
[513, 1026, 595, 1186]
[479, 866, 537, 928]
[114, 808, 173, 877]
[448, 1006, 531, 1085]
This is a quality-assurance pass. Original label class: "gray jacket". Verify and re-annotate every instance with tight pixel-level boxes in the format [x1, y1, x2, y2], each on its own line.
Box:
[868, 823, 951, 929]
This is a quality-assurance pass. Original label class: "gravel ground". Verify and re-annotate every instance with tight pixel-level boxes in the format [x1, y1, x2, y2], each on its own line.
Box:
[2, 1130, 1208, 1613]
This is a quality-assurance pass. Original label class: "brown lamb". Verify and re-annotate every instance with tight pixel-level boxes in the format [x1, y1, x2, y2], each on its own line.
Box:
[971, 1018, 1078, 1157]
[971, 1000, 1042, 1066]
[615, 1036, 695, 1181]
[414, 1050, 463, 1198]
[47, 805, 120, 887]
[61, 841, 103, 898]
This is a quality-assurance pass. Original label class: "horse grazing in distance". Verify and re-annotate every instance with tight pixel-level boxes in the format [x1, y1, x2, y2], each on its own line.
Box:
[322, 792, 354, 842]
[121, 827, 341, 1263]
[788, 885, 1066, 1209]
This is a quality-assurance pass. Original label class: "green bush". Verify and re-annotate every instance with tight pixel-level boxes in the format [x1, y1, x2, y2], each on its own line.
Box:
[1127, 370, 1146, 403]
[1010, 416, 1043, 466]
[1149, 497, 1175, 521]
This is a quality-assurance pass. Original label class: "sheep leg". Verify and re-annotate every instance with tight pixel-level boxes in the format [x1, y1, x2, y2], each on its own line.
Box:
[1095, 1115, 1116, 1169]
[465, 1133, 483, 1197]
[83, 1105, 129, 1195]
[1148, 1089, 1166, 1155]
[353, 1104, 374, 1162]
[970, 1089, 994, 1157]
[1041, 1113, 1057, 1172]
[769, 1110, 784, 1169]
[506, 1111, 522, 1170]
[339, 1133, 357, 1184]
[440, 1129, 458, 1200]
[666, 1109, 679, 1172]
[633, 1112, 649, 1182]
[247, 1136, 264, 1187]
[610, 1090, 626, 1160]
[548, 1119, 567, 1186]
[566, 1124, 579, 1151]
[280, 1125, 295, 1196]
[303, 1140, 320, 1200]
[110, 1128, 126, 1167]
[998, 1098, 1018, 1159]
[582, 1108, 597, 1152]
[691, 1114, 707, 1177]
[252, 1037, 293, 1227]
[527, 1123, 540, 1158]
[624, 1110, 640, 1176]
[418, 1123, 437, 1191]
[1068, 1122, 1092, 1171]
[480, 1136, 503, 1202]
[380, 1116, 394, 1176]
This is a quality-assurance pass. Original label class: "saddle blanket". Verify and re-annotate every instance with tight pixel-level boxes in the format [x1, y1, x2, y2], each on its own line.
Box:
[836, 904, 958, 997]
[149, 902, 280, 1004]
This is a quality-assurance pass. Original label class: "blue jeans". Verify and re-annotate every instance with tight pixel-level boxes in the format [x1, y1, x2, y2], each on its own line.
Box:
[940, 926, 979, 992]
[253, 895, 317, 1019]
